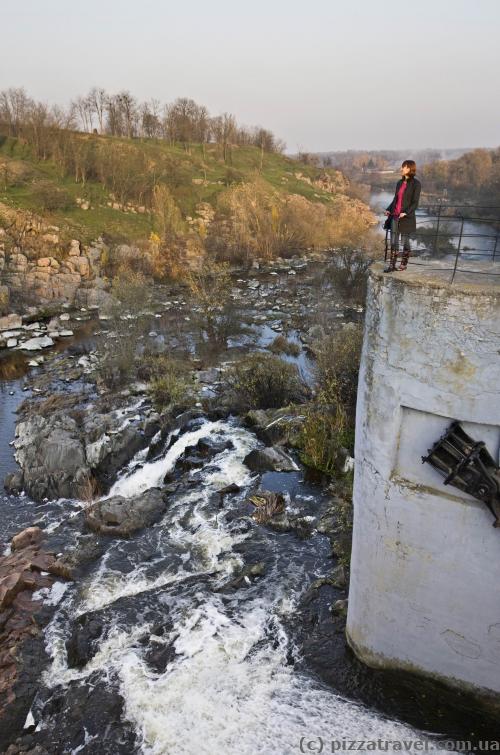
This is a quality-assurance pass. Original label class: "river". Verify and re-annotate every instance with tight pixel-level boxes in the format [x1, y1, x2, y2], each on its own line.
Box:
[0, 259, 495, 753]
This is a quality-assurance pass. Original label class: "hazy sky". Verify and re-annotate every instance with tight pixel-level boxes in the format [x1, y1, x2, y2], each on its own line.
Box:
[1, 0, 499, 152]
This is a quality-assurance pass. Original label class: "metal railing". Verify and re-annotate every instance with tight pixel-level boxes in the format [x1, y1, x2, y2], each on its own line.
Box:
[384, 205, 500, 283]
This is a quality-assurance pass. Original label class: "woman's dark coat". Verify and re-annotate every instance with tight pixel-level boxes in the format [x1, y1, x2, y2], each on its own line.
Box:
[386, 176, 421, 233]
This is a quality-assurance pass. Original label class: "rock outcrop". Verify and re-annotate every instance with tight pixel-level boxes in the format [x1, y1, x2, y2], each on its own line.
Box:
[11, 414, 90, 501]
[7, 404, 160, 502]
[0, 235, 112, 310]
[0, 528, 72, 747]
[243, 446, 299, 472]
[84, 488, 168, 537]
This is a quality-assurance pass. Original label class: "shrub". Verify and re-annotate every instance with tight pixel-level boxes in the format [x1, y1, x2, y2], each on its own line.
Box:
[152, 183, 184, 243]
[268, 335, 301, 357]
[32, 180, 74, 211]
[297, 324, 363, 475]
[225, 353, 307, 410]
[95, 336, 137, 390]
[185, 259, 237, 343]
[298, 381, 348, 475]
[146, 356, 192, 410]
[325, 248, 372, 305]
[94, 279, 151, 390]
[110, 268, 148, 311]
[311, 324, 363, 418]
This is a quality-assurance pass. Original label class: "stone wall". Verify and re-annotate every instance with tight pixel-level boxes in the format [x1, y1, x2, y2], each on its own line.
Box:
[346, 262, 500, 708]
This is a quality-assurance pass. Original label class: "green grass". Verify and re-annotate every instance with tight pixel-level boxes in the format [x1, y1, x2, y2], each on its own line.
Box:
[0, 133, 343, 243]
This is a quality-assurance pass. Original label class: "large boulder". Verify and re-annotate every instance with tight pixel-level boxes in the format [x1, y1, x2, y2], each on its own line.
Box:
[74, 286, 114, 310]
[0, 313, 22, 331]
[11, 526, 44, 552]
[12, 414, 90, 501]
[243, 446, 298, 473]
[66, 613, 104, 668]
[85, 424, 146, 488]
[85, 488, 167, 537]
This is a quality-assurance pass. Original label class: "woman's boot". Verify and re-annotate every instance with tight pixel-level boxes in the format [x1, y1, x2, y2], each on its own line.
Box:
[398, 250, 410, 271]
[384, 249, 398, 273]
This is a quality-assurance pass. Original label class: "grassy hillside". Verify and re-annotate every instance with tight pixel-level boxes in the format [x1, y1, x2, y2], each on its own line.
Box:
[0, 133, 349, 245]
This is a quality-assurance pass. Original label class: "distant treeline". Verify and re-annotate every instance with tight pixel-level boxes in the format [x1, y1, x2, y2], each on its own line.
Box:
[0, 87, 285, 157]
[420, 147, 500, 208]
[315, 148, 474, 172]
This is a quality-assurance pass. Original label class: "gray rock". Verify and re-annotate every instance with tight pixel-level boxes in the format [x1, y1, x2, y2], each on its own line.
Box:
[4, 470, 24, 494]
[331, 599, 348, 617]
[85, 488, 167, 537]
[85, 424, 146, 488]
[21, 335, 54, 351]
[243, 446, 298, 472]
[13, 414, 89, 501]
[0, 313, 22, 331]
[329, 564, 347, 589]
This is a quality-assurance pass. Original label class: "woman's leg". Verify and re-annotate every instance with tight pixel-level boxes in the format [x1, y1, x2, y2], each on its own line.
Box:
[390, 217, 399, 251]
[399, 233, 411, 270]
[384, 217, 399, 271]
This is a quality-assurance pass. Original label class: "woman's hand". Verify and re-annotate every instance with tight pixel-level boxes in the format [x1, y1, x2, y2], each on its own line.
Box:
[384, 211, 390, 216]
[399, 212, 407, 218]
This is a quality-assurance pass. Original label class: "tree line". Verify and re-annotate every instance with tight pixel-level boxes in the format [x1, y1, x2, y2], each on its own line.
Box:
[0, 87, 285, 156]
[420, 147, 500, 206]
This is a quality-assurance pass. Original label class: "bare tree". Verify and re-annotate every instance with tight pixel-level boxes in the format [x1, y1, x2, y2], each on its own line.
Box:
[88, 87, 108, 133]
[73, 95, 94, 132]
[0, 87, 32, 136]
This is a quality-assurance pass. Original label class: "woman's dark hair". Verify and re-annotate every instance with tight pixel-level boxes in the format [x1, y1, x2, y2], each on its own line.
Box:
[402, 159, 417, 177]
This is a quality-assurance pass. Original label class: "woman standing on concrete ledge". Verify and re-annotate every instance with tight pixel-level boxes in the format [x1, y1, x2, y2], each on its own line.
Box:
[384, 160, 421, 272]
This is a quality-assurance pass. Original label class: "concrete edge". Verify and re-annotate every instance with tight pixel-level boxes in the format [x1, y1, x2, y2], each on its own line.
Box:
[370, 261, 500, 297]
[345, 628, 500, 716]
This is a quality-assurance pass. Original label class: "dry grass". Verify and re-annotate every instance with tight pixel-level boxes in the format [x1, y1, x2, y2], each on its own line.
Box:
[224, 352, 307, 410]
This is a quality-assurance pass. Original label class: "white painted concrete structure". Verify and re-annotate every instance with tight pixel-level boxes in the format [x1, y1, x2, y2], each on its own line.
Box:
[346, 261, 500, 707]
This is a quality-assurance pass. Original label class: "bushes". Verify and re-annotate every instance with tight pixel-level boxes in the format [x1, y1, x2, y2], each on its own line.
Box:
[325, 248, 372, 305]
[32, 180, 74, 211]
[224, 353, 307, 410]
[185, 259, 237, 343]
[311, 324, 363, 417]
[207, 179, 375, 263]
[297, 324, 363, 475]
[141, 354, 192, 411]
[110, 268, 148, 311]
[150, 368, 191, 411]
[298, 395, 348, 475]
[94, 275, 150, 390]
[268, 335, 301, 357]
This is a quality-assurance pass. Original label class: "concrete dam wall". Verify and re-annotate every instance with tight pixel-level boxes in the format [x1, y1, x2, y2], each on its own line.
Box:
[346, 261, 500, 707]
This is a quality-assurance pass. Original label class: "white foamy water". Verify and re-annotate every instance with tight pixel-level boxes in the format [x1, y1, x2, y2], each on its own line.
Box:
[40, 418, 429, 753]
[107, 419, 250, 499]
[118, 595, 423, 755]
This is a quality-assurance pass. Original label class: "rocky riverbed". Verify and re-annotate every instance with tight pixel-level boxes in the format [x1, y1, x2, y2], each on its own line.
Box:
[0, 257, 496, 754]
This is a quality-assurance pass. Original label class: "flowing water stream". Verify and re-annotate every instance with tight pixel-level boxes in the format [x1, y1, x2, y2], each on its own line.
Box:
[1, 261, 494, 753]
[34, 415, 430, 754]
